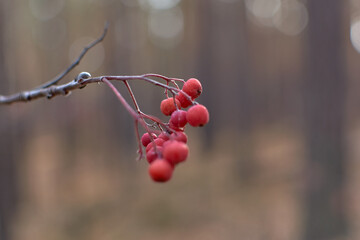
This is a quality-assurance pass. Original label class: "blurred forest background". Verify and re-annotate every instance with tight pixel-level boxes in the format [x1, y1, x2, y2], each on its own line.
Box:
[1, 0, 360, 239]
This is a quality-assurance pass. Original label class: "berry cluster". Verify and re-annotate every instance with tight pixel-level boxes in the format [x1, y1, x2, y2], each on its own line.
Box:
[142, 78, 209, 182]
[102, 74, 209, 183]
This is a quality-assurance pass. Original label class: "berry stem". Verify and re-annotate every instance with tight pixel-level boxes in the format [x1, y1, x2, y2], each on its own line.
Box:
[103, 77, 175, 159]
[103, 78, 139, 120]
[134, 120, 143, 160]
[123, 80, 141, 112]
[143, 73, 185, 84]
[103, 78, 151, 159]
[123, 80, 161, 150]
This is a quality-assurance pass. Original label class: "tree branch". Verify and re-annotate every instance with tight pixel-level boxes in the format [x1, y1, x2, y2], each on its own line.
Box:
[0, 74, 188, 105]
[35, 22, 109, 89]
[0, 22, 195, 106]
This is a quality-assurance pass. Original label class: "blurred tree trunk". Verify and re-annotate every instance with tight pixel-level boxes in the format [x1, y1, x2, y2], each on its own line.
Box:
[197, 0, 252, 141]
[0, 2, 17, 240]
[196, 0, 215, 144]
[303, 0, 348, 239]
[196, 0, 255, 181]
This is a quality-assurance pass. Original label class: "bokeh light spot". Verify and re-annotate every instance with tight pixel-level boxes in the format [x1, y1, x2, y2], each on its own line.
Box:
[148, 7, 184, 48]
[245, 0, 281, 19]
[138, 0, 180, 10]
[351, 17, 360, 53]
[273, 1, 308, 36]
[29, 0, 65, 21]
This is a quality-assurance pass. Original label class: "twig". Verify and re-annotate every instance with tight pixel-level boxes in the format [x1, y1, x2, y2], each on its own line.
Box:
[102, 78, 139, 120]
[35, 22, 109, 89]
[0, 74, 191, 105]
[103, 78, 148, 160]
[0, 22, 193, 106]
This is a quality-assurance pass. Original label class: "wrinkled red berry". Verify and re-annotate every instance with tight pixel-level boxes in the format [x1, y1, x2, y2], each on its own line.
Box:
[187, 104, 209, 127]
[149, 159, 173, 182]
[160, 98, 181, 116]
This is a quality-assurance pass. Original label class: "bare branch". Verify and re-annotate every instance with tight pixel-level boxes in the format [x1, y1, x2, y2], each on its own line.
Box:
[35, 22, 109, 89]
[0, 78, 94, 104]
[0, 74, 191, 105]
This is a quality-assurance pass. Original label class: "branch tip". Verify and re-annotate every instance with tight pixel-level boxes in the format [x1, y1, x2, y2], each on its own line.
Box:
[35, 23, 109, 89]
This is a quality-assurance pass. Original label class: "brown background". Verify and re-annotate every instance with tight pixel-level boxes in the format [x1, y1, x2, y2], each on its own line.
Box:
[1, 0, 360, 239]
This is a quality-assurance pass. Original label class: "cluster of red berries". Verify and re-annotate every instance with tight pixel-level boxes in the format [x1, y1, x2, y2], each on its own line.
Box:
[141, 78, 209, 182]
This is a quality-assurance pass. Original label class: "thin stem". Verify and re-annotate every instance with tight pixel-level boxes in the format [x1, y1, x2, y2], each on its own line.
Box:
[170, 80, 180, 89]
[103, 78, 167, 160]
[123, 80, 158, 152]
[36, 22, 109, 89]
[124, 80, 140, 112]
[165, 82, 169, 98]
[102, 78, 139, 120]
[143, 73, 185, 83]
[134, 119, 143, 160]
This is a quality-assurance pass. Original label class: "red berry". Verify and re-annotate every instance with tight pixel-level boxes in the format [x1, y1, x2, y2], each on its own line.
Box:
[160, 98, 181, 116]
[163, 140, 189, 165]
[146, 142, 155, 153]
[170, 110, 187, 128]
[141, 132, 157, 147]
[176, 92, 192, 108]
[145, 138, 165, 152]
[146, 147, 163, 163]
[169, 121, 184, 132]
[158, 132, 170, 141]
[149, 159, 173, 182]
[154, 138, 165, 146]
[182, 78, 202, 99]
[187, 104, 209, 127]
[171, 131, 188, 143]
